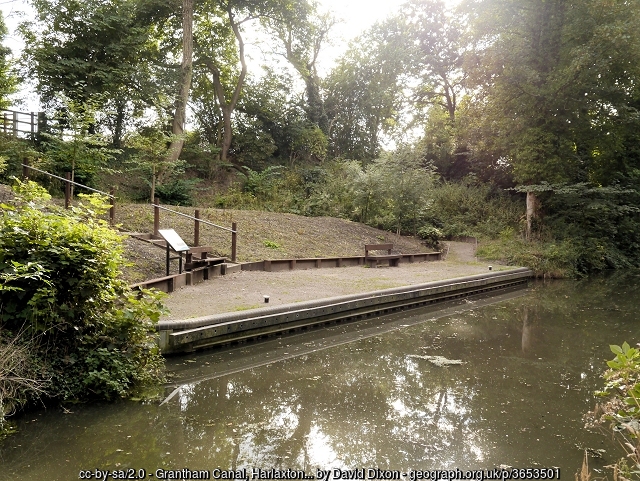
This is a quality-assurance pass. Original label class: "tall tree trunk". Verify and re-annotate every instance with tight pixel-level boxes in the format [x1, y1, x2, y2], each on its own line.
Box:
[526, 191, 538, 241]
[202, 4, 247, 165]
[165, 0, 194, 163]
[112, 99, 126, 149]
[279, 15, 334, 134]
[304, 74, 328, 133]
[220, 105, 233, 164]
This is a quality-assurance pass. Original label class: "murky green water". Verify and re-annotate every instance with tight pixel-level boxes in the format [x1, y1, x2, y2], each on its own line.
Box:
[2, 272, 640, 479]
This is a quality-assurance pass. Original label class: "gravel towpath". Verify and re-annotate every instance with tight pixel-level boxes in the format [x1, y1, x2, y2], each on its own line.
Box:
[160, 242, 508, 320]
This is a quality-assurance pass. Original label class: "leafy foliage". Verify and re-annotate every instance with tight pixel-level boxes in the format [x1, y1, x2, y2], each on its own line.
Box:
[0, 180, 165, 418]
[124, 128, 186, 202]
[589, 343, 640, 476]
[417, 225, 443, 249]
[21, 0, 172, 147]
[0, 12, 17, 110]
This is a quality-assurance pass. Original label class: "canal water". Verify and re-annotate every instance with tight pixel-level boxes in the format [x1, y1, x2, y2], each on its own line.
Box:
[2, 272, 640, 479]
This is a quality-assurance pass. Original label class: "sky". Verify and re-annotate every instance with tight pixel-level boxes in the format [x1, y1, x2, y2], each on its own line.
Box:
[0, 0, 458, 111]
[316, 0, 405, 67]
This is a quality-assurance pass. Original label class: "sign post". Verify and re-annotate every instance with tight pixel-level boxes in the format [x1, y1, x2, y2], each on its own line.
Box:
[158, 229, 190, 276]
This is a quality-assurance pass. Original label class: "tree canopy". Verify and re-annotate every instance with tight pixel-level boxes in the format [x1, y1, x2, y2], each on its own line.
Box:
[3, 0, 640, 274]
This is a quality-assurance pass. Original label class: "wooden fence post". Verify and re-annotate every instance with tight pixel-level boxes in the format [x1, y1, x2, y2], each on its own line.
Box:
[22, 158, 29, 180]
[64, 172, 71, 209]
[153, 197, 160, 237]
[194, 209, 200, 246]
[12, 111, 17, 137]
[231, 222, 237, 263]
[109, 187, 115, 226]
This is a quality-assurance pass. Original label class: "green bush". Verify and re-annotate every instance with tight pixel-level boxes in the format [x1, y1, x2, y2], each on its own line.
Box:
[417, 225, 444, 249]
[0, 180, 165, 422]
[477, 236, 584, 278]
[588, 342, 640, 476]
[425, 180, 522, 239]
[155, 178, 199, 206]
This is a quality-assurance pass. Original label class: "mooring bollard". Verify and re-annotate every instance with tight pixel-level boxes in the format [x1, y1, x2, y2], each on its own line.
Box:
[231, 222, 237, 263]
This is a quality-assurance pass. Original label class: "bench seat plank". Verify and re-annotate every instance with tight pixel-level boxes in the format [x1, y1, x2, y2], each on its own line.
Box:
[364, 243, 401, 267]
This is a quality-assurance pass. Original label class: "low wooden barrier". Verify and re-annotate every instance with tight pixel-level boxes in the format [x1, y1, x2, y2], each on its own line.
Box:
[130, 251, 440, 293]
[241, 252, 441, 272]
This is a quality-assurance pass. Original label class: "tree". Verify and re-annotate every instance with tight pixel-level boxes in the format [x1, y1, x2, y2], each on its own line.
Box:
[21, 0, 173, 148]
[234, 70, 303, 165]
[189, 0, 311, 167]
[0, 11, 17, 110]
[40, 98, 117, 197]
[402, 0, 466, 123]
[125, 128, 185, 203]
[463, 0, 640, 185]
[165, 0, 194, 164]
[325, 20, 409, 161]
[195, 0, 248, 166]
[266, 0, 335, 134]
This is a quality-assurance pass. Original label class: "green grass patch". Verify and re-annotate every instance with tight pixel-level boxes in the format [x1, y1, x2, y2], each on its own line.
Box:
[262, 239, 281, 249]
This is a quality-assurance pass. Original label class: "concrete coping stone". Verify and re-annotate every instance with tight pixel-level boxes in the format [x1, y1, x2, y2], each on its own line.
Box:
[158, 267, 532, 331]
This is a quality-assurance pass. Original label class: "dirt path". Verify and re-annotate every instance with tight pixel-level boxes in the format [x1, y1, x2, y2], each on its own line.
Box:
[161, 241, 505, 320]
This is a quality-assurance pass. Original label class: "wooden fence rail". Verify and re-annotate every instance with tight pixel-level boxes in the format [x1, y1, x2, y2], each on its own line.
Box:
[2, 110, 43, 138]
[21, 163, 116, 225]
[152, 199, 237, 263]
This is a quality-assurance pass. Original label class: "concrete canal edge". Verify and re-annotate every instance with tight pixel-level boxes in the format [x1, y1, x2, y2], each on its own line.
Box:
[157, 267, 533, 354]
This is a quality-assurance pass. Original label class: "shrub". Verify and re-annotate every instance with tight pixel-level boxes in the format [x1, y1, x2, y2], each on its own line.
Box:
[587, 343, 640, 477]
[0, 330, 48, 436]
[0, 179, 165, 422]
[425, 180, 522, 239]
[477, 237, 582, 278]
[155, 178, 199, 206]
[262, 240, 281, 249]
[417, 225, 444, 249]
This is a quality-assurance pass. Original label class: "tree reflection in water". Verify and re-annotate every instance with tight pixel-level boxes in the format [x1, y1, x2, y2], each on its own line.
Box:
[3, 273, 640, 478]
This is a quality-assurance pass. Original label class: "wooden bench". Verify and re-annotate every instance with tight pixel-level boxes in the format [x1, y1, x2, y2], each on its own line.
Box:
[184, 246, 226, 271]
[364, 243, 401, 267]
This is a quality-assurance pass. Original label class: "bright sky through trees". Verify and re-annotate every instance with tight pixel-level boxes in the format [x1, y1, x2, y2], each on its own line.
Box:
[315, 0, 460, 73]
[1, 0, 461, 110]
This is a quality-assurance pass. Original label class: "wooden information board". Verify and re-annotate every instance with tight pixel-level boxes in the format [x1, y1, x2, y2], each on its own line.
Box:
[158, 229, 190, 252]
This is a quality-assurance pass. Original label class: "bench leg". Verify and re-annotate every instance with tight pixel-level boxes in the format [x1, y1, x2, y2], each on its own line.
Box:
[391, 258, 400, 267]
